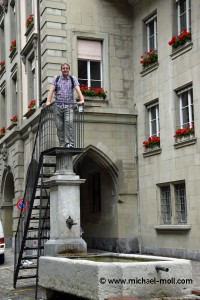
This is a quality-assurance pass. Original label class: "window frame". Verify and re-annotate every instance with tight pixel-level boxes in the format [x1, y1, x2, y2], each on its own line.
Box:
[160, 185, 172, 225]
[158, 181, 187, 225]
[78, 59, 102, 88]
[146, 101, 160, 137]
[177, 86, 193, 128]
[177, 0, 191, 33]
[71, 31, 109, 98]
[175, 182, 187, 224]
[145, 14, 157, 51]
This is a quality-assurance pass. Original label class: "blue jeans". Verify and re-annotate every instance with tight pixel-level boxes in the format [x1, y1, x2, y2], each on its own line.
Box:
[53, 104, 74, 147]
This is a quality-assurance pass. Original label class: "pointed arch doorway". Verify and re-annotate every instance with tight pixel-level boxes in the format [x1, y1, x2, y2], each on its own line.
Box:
[74, 146, 119, 251]
[1, 170, 15, 247]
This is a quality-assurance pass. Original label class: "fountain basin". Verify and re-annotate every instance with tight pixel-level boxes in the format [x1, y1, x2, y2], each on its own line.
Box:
[39, 253, 192, 299]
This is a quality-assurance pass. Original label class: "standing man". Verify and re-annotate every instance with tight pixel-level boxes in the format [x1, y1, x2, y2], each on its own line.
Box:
[45, 63, 84, 148]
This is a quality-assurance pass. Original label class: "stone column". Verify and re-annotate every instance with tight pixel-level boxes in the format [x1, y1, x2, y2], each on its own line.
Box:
[44, 151, 87, 256]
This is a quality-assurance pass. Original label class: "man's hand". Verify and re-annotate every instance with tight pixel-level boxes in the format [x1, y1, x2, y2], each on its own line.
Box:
[45, 101, 51, 106]
[77, 100, 84, 105]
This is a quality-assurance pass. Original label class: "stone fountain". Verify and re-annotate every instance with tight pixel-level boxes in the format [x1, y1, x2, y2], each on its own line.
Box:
[39, 151, 192, 299]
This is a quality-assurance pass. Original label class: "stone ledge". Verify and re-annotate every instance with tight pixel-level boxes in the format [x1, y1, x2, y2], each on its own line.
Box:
[154, 225, 191, 231]
[174, 138, 196, 149]
[143, 148, 162, 157]
[140, 62, 159, 77]
[170, 42, 193, 60]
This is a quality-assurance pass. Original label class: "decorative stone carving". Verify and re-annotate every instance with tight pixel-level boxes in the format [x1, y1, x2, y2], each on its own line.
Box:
[0, 0, 8, 12]
[1, 146, 8, 161]
[1, 146, 10, 170]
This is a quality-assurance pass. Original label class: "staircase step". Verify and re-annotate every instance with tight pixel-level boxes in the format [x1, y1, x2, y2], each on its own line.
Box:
[26, 236, 49, 241]
[27, 226, 50, 231]
[39, 174, 52, 178]
[37, 184, 50, 189]
[32, 206, 50, 210]
[19, 265, 37, 270]
[22, 255, 38, 260]
[17, 274, 37, 280]
[34, 196, 49, 199]
[43, 163, 56, 167]
[24, 246, 44, 251]
[30, 217, 50, 221]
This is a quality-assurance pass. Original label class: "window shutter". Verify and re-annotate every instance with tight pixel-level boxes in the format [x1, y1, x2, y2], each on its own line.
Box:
[77, 40, 101, 61]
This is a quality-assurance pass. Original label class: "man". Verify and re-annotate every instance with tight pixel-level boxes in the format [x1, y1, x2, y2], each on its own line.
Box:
[45, 63, 84, 148]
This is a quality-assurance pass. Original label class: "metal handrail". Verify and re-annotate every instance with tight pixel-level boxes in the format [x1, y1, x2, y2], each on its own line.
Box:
[14, 101, 84, 288]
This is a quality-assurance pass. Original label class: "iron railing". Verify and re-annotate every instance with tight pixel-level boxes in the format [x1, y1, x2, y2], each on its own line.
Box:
[14, 102, 84, 289]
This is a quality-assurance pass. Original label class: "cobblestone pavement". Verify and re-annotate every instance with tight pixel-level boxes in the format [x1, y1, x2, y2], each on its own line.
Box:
[0, 248, 200, 300]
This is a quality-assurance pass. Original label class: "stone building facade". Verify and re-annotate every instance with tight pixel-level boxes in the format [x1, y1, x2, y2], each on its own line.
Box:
[0, 0, 200, 259]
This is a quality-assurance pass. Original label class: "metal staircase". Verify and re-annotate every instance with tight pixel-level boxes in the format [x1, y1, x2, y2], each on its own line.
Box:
[14, 103, 84, 299]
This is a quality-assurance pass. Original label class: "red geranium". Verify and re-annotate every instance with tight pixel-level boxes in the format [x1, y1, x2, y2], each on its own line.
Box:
[168, 28, 191, 48]
[0, 126, 5, 134]
[174, 124, 194, 139]
[26, 14, 34, 28]
[0, 60, 5, 67]
[28, 99, 36, 109]
[10, 114, 18, 122]
[80, 84, 107, 99]
[10, 40, 16, 52]
[143, 136, 160, 149]
[140, 50, 158, 67]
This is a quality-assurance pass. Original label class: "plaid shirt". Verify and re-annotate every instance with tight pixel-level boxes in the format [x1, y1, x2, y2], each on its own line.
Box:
[51, 75, 79, 108]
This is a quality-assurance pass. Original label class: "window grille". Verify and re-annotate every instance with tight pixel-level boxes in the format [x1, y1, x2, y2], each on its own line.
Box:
[161, 186, 171, 224]
[175, 183, 187, 223]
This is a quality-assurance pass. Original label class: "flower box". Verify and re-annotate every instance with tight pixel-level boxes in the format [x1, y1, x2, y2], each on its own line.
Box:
[26, 14, 34, 29]
[23, 108, 36, 119]
[9, 40, 16, 52]
[0, 133, 5, 139]
[174, 125, 194, 143]
[143, 136, 160, 151]
[140, 50, 158, 68]
[7, 122, 17, 131]
[25, 23, 34, 37]
[80, 85, 107, 99]
[168, 29, 191, 49]
[0, 65, 5, 77]
[0, 60, 5, 69]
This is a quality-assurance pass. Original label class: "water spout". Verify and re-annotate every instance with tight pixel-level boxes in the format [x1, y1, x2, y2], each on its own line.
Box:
[155, 265, 169, 272]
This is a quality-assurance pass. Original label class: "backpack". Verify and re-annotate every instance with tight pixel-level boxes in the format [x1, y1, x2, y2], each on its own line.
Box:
[54, 75, 74, 91]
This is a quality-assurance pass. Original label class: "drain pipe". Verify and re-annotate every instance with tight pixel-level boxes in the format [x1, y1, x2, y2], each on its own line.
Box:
[155, 265, 169, 272]
[37, 0, 42, 104]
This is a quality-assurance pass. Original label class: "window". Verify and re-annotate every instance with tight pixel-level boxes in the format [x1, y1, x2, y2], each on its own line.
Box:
[0, 15, 5, 61]
[176, 0, 191, 33]
[12, 77, 18, 116]
[27, 57, 36, 102]
[26, 0, 34, 17]
[159, 182, 187, 224]
[161, 186, 171, 224]
[175, 183, 187, 223]
[146, 101, 160, 137]
[10, 1, 16, 42]
[77, 40, 102, 88]
[0, 89, 6, 128]
[145, 14, 157, 51]
[177, 86, 194, 128]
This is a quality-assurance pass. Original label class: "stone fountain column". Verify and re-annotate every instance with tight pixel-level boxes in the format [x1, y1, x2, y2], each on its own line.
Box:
[44, 151, 87, 256]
